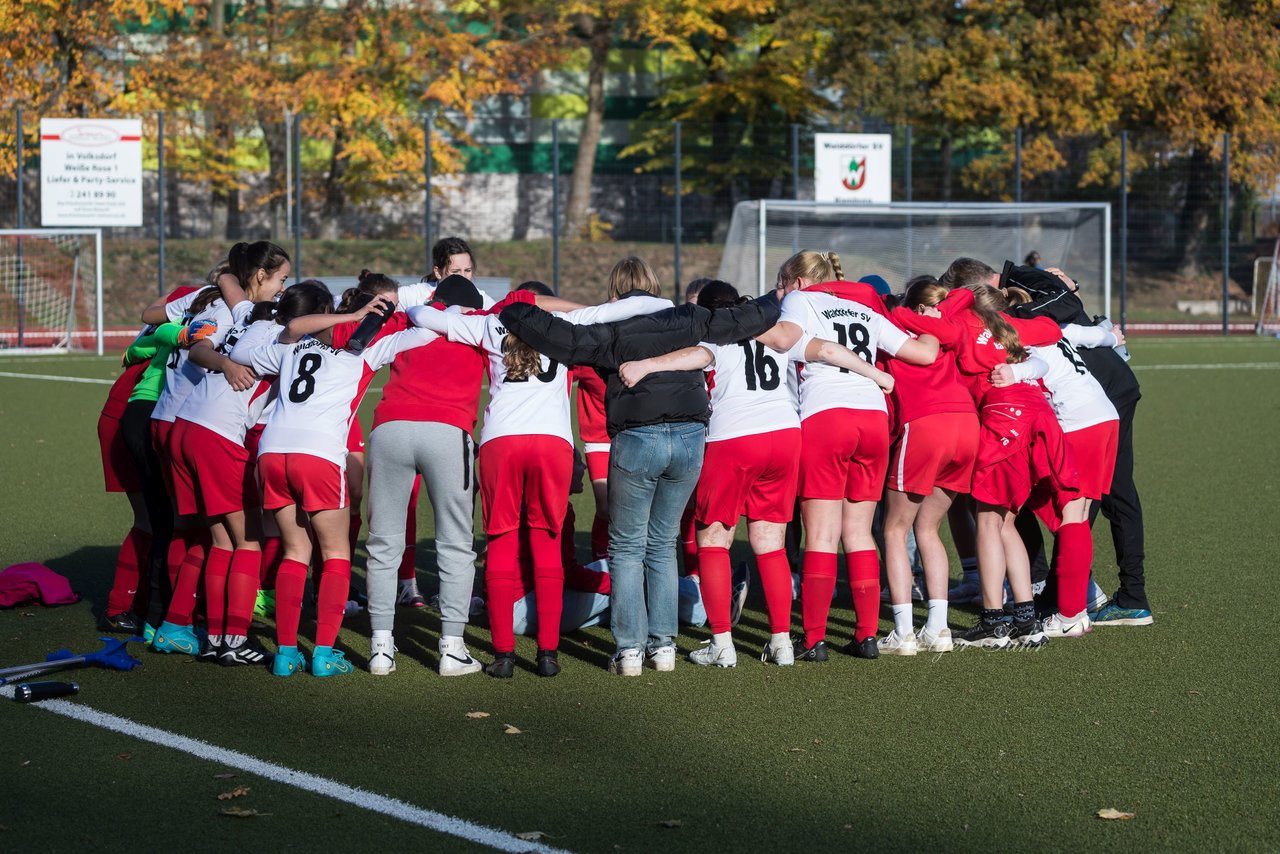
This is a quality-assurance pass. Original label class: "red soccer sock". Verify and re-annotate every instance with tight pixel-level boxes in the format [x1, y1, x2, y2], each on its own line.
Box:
[681, 506, 699, 576]
[201, 547, 234, 636]
[274, 559, 309, 648]
[697, 546, 733, 634]
[530, 528, 565, 651]
[847, 549, 881, 641]
[801, 551, 838, 647]
[224, 548, 263, 636]
[756, 549, 793, 635]
[163, 536, 208, 626]
[314, 558, 352, 648]
[348, 513, 362, 562]
[1054, 521, 1093, 618]
[107, 526, 149, 616]
[260, 537, 282, 590]
[165, 533, 190, 589]
[486, 531, 519, 654]
[591, 513, 609, 561]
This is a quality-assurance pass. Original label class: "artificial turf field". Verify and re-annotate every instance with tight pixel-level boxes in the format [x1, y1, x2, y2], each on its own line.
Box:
[1, 336, 1278, 853]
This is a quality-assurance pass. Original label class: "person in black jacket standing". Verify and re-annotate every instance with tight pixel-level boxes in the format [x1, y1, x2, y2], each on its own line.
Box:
[499, 290, 782, 674]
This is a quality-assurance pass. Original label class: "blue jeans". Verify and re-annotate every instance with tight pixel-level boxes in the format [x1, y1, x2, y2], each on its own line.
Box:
[607, 422, 706, 653]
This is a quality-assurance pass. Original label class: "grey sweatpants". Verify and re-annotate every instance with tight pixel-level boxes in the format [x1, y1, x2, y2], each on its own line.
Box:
[365, 420, 478, 636]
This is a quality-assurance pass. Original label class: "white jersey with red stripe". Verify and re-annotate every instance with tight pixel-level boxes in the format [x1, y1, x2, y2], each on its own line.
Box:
[702, 337, 804, 443]
[162, 285, 213, 322]
[778, 290, 909, 419]
[1029, 338, 1119, 433]
[152, 298, 253, 424]
[173, 319, 279, 444]
[253, 326, 436, 465]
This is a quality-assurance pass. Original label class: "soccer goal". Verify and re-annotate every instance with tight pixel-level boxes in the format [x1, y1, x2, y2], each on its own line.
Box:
[719, 201, 1112, 317]
[1255, 233, 1280, 336]
[0, 228, 104, 355]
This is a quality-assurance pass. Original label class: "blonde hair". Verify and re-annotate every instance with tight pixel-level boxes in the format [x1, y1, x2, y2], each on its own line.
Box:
[966, 286, 1028, 363]
[502, 333, 543, 382]
[903, 275, 947, 310]
[776, 250, 844, 290]
[607, 256, 661, 300]
[1002, 285, 1033, 306]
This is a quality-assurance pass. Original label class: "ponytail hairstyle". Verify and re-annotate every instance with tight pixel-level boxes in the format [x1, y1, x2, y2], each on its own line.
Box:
[501, 333, 544, 382]
[967, 286, 1028, 363]
[607, 255, 661, 300]
[187, 284, 225, 318]
[903, 275, 948, 311]
[1002, 285, 1033, 306]
[274, 280, 334, 325]
[248, 300, 279, 324]
[776, 250, 843, 291]
[336, 270, 399, 313]
[431, 237, 475, 280]
[694, 279, 745, 310]
[227, 241, 291, 290]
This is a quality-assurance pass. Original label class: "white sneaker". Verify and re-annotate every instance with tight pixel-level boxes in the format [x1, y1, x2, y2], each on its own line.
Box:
[761, 634, 795, 666]
[1086, 577, 1109, 612]
[369, 635, 397, 676]
[949, 575, 982, 605]
[1043, 611, 1092, 638]
[645, 645, 676, 672]
[438, 636, 482, 676]
[877, 628, 919, 656]
[916, 625, 954, 653]
[607, 648, 643, 676]
[729, 563, 750, 626]
[689, 637, 737, 668]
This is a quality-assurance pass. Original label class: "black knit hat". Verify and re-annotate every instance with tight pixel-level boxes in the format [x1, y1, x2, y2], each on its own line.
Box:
[433, 274, 483, 310]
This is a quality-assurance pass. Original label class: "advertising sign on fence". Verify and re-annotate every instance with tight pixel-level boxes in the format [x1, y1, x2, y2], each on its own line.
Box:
[814, 133, 892, 204]
[40, 118, 144, 227]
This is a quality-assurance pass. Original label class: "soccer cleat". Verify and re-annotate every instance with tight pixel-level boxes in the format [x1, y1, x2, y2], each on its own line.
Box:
[915, 625, 954, 653]
[761, 635, 795, 666]
[535, 649, 560, 678]
[272, 645, 307, 677]
[142, 623, 157, 645]
[396, 578, 427, 609]
[1089, 603, 1154, 627]
[876, 629, 919, 656]
[1042, 611, 1092, 638]
[954, 618, 1013, 650]
[688, 637, 737, 668]
[253, 589, 276, 619]
[840, 636, 880, 660]
[729, 562, 750, 626]
[311, 646, 354, 677]
[645, 645, 676, 672]
[151, 621, 201, 656]
[607, 649, 643, 676]
[485, 652, 516, 679]
[792, 639, 829, 662]
[100, 611, 141, 635]
[198, 634, 224, 663]
[1009, 619, 1049, 649]
[369, 636, 397, 676]
[219, 635, 268, 667]
[438, 636, 483, 676]
[949, 575, 983, 605]
[1087, 578, 1109, 613]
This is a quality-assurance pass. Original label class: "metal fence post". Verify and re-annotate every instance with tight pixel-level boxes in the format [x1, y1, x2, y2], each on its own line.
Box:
[674, 120, 682, 290]
[551, 118, 560, 295]
[1222, 131, 1231, 335]
[905, 124, 913, 278]
[424, 114, 432, 273]
[905, 124, 913, 203]
[1120, 130, 1128, 331]
[16, 106, 24, 228]
[791, 123, 800, 200]
[157, 111, 166, 295]
[293, 114, 302, 279]
[16, 106, 24, 346]
[1014, 126, 1023, 202]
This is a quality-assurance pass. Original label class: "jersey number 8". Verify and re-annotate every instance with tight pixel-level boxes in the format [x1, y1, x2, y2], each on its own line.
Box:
[289, 352, 323, 402]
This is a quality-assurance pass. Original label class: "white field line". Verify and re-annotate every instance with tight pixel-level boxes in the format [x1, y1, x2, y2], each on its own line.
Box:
[1131, 362, 1280, 370]
[0, 685, 571, 853]
[0, 371, 115, 385]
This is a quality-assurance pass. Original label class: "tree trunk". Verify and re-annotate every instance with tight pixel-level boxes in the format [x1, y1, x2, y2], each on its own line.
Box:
[940, 136, 953, 202]
[1177, 145, 1215, 277]
[260, 116, 288, 239]
[207, 0, 228, 238]
[564, 19, 612, 241]
[321, 124, 348, 239]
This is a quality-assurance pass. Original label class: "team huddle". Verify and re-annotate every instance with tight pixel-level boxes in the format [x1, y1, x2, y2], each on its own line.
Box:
[95, 237, 1154, 679]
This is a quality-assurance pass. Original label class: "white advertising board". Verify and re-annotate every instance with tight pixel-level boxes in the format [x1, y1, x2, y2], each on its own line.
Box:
[814, 133, 892, 204]
[40, 118, 144, 227]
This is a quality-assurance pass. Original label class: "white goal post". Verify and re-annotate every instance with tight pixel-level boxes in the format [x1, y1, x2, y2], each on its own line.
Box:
[719, 201, 1112, 318]
[0, 228, 104, 355]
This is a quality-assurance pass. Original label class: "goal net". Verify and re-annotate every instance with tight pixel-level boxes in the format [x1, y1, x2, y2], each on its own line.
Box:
[1256, 234, 1280, 336]
[0, 229, 104, 354]
[719, 201, 1111, 317]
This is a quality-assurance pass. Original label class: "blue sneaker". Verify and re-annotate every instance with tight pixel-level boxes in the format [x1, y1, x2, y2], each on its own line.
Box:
[151, 621, 200, 656]
[310, 646, 354, 678]
[272, 645, 307, 677]
[142, 623, 157, 645]
[1089, 602, 1153, 627]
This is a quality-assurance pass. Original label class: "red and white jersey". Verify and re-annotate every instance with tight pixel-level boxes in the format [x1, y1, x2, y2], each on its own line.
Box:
[162, 285, 214, 322]
[152, 298, 253, 424]
[779, 289, 909, 419]
[253, 327, 436, 466]
[1029, 340, 1118, 433]
[174, 319, 279, 444]
[702, 337, 804, 443]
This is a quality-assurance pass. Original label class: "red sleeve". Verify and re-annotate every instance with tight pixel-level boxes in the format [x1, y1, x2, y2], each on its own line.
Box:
[939, 287, 974, 317]
[890, 306, 962, 347]
[1007, 315, 1062, 347]
[331, 312, 409, 350]
[481, 289, 535, 315]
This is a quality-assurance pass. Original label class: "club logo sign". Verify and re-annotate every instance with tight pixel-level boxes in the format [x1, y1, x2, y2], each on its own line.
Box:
[815, 134, 891, 203]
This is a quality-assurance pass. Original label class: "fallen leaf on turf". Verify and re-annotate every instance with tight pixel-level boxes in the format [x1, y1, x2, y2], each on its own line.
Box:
[503, 724, 522, 735]
[515, 831, 555, 841]
[213, 773, 236, 780]
[1097, 808, 1135, 821]
[786, 747, 805, 753]
[464, 711, 490, 719]
[658, 819, 682, 828]
[114, 753, 132, 760]
[20, 761, 29, 767]
[1188, 690, 1202, 696]
[216, 786, 251, 800]
[220, 808, 269, 818]
[812, 738, 824, 745]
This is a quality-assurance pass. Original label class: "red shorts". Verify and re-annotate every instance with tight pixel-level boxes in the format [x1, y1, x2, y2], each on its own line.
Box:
[152, 418, 177, 495]
[259, 452, 348, 513]
[584, 444, 610, 481]
[478, 435, 574, 536]
[1065, 421, 1119, 500]
[695, 429, 800, 526]
[973, 410, 1079, 523]
[347, 418, 365, 454]
[798, 408, 890, 502]
[244, 423, 265, 460]
[887, 411, 980, 496]
[98, 412, 142, 493]
[170, 419, 257, 517]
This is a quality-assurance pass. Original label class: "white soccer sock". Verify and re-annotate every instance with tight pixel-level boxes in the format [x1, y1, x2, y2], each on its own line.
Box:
[926, 599, 948, 632]
[770, 631, 790, 647]
[372, 629, 392, 642]
[891, 603, 913, 636]
[712, 631, 732, 647]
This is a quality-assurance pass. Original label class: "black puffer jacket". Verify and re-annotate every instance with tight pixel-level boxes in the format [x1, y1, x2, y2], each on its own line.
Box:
[500, 292, 781, 437]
